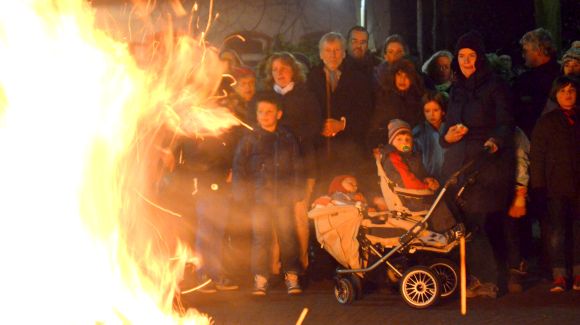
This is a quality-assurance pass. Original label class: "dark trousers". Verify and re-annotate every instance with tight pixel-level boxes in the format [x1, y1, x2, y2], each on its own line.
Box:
[547, 197, 580, 278]
[251, 203, 300, 277]
[503, 216, 523, 270]
[465, 212, 500, 285]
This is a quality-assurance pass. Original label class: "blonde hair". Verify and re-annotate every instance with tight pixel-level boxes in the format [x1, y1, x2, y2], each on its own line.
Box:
[263, 52, 307, 89]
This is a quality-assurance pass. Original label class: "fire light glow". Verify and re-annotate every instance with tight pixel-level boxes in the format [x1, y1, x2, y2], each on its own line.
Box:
[0, 0, 237, 323]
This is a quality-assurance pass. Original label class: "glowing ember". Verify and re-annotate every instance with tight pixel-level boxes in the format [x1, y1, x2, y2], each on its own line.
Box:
[0, 0, 237, 323]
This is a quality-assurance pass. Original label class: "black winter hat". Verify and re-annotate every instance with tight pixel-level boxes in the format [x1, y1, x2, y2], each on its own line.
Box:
[454, 31, 486, 56]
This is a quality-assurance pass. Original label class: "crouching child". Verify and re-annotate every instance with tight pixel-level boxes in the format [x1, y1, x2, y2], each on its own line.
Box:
[232, 93, 305, 296]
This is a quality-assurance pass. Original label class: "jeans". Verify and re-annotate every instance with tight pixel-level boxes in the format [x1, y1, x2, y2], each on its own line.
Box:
[503, 216, 522, 270]
[465, 212, 500, 285]
[195, 191, 230, 280]
[251, 203, 300, 277]
[547, 197, 580, 278]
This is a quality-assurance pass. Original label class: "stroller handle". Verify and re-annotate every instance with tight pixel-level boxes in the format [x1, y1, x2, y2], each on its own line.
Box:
[443, 146, 494, 188]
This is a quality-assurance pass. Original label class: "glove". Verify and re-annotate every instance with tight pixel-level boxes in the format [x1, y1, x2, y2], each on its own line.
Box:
[508, 186, 527, 218]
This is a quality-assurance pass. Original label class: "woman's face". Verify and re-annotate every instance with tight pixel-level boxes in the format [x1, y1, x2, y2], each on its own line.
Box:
[272, 58, 294, 88]
[384, 42, 405, 64]
[458, 48, 477, 78]
[395, 71, 411, 92]
[556, 84, 577, 110]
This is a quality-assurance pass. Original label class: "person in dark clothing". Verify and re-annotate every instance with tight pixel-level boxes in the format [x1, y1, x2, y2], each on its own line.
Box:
[169, 130, 239, 293]
[344, 26, 381, 88]
[373, 34, 410, 92]
[262, 51, 322, 271]
[440, 31, 515, 298]
[369, 58, 426, 148]
[530, 76, 580, 292]
[421, 50, 454, 94]
[513, 28, 560, 138]
[307, 32, 373, 180]
[232, 94, 305, 296]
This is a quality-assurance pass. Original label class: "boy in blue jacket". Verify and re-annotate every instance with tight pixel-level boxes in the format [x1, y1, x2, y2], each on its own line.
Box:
[232, 93, 304, 296]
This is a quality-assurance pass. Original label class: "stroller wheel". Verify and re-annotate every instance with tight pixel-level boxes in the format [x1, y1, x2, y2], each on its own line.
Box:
[334, 276, 355, 305]
[399, 266, 441, 309]
[428, 258, 459, 298]
[349, 274, 363, 300]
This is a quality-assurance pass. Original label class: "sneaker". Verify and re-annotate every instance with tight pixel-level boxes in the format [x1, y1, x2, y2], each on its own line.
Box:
[550, 276, 566, 293]
[466, 278, 498, 298]
[215, 278, 239, 291]
[252, 274, 268, 296]
[285, 272, 303, 295]
[573, 276, 580, 291]
[507, 269, 524, 294]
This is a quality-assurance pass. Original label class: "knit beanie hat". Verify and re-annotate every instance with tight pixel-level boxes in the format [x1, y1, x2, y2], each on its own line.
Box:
[562, 47, 580, 64]
[387, 119, 411, 144]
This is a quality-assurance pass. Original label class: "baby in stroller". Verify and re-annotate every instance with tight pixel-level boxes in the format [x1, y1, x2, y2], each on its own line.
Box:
[378, 119, 461, 238]
[308, 119, 466, 308]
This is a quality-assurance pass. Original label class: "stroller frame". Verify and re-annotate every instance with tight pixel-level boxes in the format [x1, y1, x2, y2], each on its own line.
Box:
[329, 153, 482, 308]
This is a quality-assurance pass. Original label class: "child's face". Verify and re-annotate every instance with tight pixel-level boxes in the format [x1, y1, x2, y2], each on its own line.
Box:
[392, 133, 413, 152]
[556, 84, 577, 110]
[256, 101, 282, 130]
[341, 177, 358, 193]
[424, 101, 445, 127]
[233, 76, 256, 102]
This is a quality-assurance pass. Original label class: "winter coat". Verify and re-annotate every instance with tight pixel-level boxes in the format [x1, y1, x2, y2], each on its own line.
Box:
[513, 59, 560, 138]
[307, 61, 374, 150]
[530, 107, 580, 199]
[170, 132, 235, 196]
[232, 126, 304, 205]
[440, 65, 516, 214]
[274, 83, 322, 179]
[380, 145, 429, 190]
[413, 121, 447, 183]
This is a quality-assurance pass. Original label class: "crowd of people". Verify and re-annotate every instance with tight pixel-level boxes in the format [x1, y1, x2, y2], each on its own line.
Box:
[167, 26, 579, 298]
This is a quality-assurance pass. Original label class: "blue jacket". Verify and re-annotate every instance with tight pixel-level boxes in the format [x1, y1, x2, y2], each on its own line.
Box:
[232, 126, 304, 205]
[413, 121, 447, 183]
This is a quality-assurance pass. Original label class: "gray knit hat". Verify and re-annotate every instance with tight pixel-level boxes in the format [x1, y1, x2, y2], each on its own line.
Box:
[562, 47, 580, 63]
[388, 119, 411, 144]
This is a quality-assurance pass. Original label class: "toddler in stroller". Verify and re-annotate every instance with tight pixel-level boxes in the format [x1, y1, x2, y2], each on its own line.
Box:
[308, 119, 465, 308]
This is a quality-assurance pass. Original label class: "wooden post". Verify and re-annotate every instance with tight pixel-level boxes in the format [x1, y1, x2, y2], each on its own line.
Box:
[460, 236, 467, 315]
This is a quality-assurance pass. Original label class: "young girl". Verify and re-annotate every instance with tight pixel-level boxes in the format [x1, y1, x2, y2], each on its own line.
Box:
[530, 76, 580, 292]
[412, 92, 448, 183]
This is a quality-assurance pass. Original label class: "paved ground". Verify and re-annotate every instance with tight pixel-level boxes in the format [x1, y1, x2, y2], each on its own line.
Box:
[182, 278, 580, 325]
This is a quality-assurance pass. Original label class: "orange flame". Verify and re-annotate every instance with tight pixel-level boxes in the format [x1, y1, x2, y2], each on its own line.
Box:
[0, 0, 238, 323]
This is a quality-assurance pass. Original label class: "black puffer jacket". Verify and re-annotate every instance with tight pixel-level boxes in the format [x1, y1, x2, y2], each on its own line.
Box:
[530, 107, 580, 199]
[441, 64, 516, 214]
[232, 126, 304, 205]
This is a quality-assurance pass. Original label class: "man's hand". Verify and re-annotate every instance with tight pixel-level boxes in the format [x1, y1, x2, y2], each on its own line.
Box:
[322, 118, 346, 137]
[424, 177, 440, 191]
[444, 124, 469, 143]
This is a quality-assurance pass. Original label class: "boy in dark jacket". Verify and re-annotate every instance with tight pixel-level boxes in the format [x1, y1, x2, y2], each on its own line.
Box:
[232, 94, 304, 296]
[530, 76, 580, 292]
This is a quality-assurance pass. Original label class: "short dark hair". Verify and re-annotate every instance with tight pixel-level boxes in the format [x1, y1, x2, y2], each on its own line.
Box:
[422, 91, 449, 113]
[347, 26, 369, 41]
[549, 75, 579, 102]
[255, 92, 282, 111]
